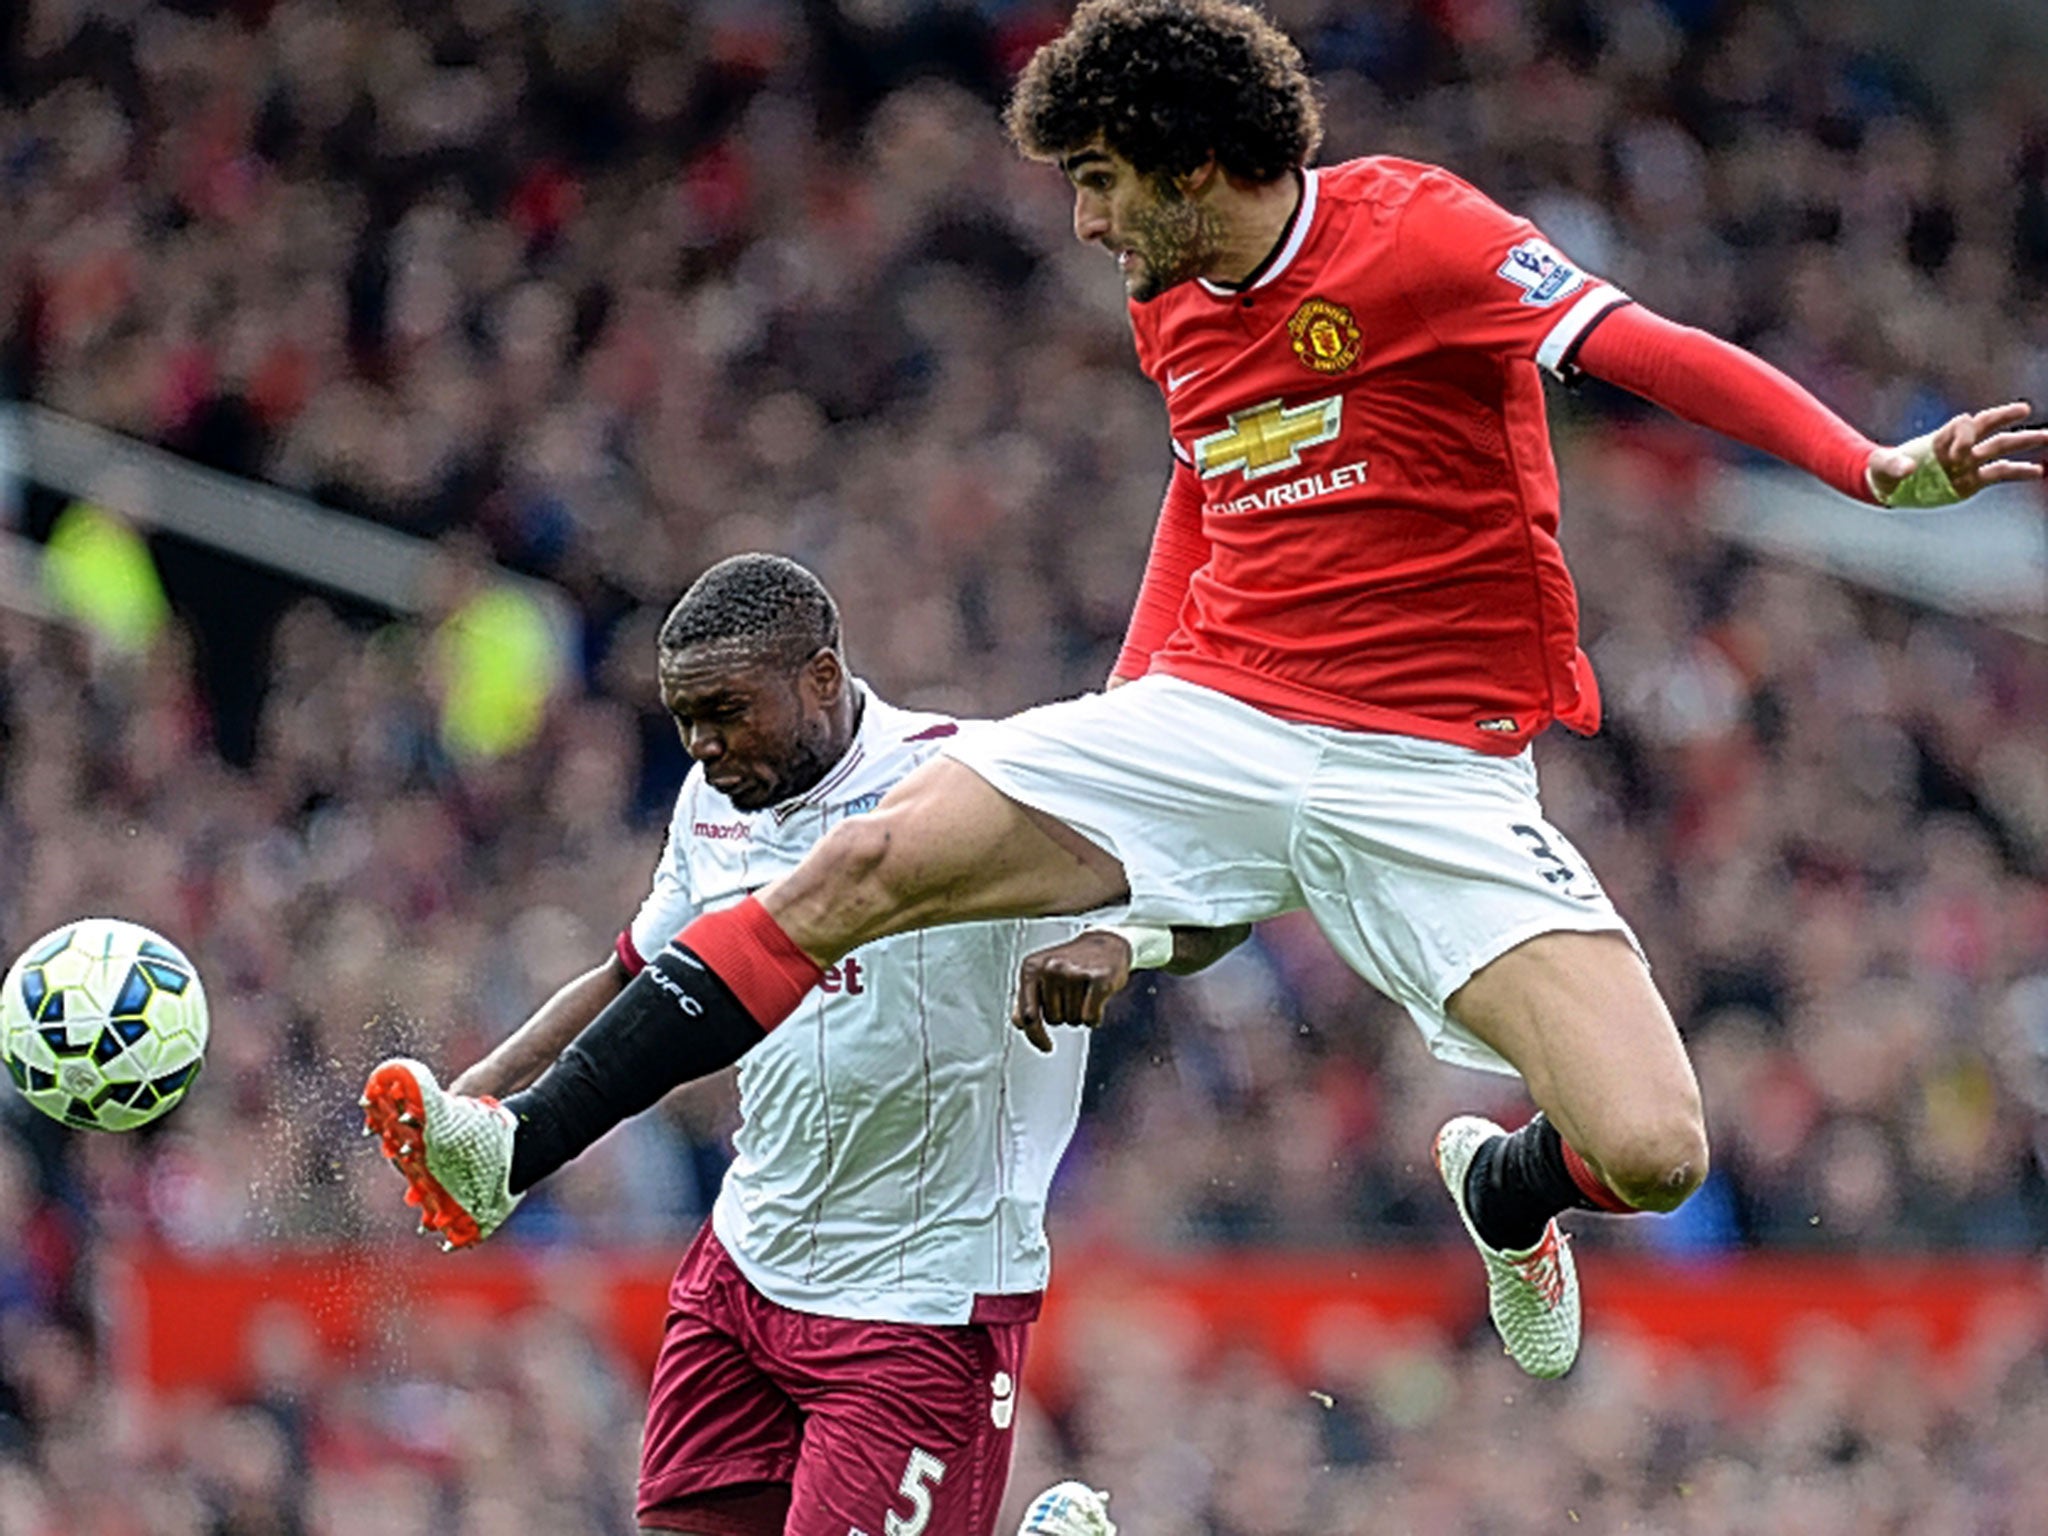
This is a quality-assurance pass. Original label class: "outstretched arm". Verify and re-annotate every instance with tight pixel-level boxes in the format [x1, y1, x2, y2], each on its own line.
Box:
[1012, 923, 1253, 1052]
[494, 939, 767, 1194]
[451, 953, 630, 1099]
[1112, 462, 1209, 686]
[1572, 303, 2047, 505]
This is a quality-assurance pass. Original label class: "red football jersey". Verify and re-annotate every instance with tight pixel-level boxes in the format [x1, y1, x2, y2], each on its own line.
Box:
[1123, 156, 1632, 755]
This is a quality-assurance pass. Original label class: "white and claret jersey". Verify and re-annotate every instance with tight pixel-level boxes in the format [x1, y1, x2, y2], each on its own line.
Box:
[620, 685, 1092, 1327]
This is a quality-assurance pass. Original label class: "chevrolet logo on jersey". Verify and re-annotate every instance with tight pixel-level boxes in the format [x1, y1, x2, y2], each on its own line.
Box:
[1193, 395, 1344, 481]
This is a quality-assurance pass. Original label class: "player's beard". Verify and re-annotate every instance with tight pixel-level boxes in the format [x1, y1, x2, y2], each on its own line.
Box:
[734, 725, 836, 811]
[1123, 181, 1224, 301]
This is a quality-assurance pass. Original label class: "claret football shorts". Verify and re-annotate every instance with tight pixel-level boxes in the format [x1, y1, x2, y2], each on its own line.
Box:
[944, 674, 1641, 1076]
[638, 1225, 1028, 1536]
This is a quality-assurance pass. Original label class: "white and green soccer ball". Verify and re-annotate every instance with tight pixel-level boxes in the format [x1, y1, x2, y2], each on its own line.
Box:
[1, 918, 208, 1131]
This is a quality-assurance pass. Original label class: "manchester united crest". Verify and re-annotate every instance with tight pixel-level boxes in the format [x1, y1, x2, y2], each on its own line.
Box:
[1287, 297, 1361, 374]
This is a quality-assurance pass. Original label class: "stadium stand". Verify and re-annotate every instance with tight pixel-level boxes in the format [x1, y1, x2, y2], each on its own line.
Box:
[3, 1, 2048, 1531]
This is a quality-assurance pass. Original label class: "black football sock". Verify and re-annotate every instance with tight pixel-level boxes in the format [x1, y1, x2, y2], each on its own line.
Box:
[504, 945, 765, 1193]
[1462, 1113, 1600, 1252]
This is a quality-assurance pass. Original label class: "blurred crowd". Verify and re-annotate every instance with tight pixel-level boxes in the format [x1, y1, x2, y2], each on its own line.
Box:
[1004, 1301, 2048, 1536]
[6, 0, 2047, 711]
[7, 1272, 2048, 1536]
[5, 0, 2048, 1530]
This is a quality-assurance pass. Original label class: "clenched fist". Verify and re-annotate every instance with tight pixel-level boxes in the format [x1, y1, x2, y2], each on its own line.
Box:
[1011, 930, 1138, 1053]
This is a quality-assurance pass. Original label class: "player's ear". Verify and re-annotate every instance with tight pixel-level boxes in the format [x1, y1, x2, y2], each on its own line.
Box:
[1176, 156, 1222, 199]
[801, 646, 845, 707]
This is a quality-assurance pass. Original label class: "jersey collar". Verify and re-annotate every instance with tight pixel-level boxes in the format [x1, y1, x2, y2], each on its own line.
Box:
[1196, 167, 1319, 299]
[770, 681, 878, 822]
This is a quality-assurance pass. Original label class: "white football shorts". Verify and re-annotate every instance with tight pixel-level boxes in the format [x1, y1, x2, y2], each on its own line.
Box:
[943, 674, 1639, 1076]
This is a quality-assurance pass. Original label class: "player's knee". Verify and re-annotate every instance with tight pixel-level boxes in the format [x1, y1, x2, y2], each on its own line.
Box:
[809, 815, 901, 899]
[805, 811, 949, 923]
[1593, 1108, 1709, 1212]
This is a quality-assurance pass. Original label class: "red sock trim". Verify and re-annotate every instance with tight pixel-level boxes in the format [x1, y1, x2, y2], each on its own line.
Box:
[676, 897, 823, 1032]
[1560, 1139, 1634, 1213]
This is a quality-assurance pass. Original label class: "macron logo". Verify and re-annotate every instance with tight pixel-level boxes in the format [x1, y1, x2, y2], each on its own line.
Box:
[693, 821, 751, 842]
[990, 1370, 1015, 1429]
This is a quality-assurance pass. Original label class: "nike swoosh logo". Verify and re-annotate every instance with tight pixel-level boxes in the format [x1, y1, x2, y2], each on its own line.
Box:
[1165, 367, 1203, 394]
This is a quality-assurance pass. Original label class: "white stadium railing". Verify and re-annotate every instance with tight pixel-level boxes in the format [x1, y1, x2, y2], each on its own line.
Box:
[0, 400, 2039, 642]
[1704, 466, 2048, 642]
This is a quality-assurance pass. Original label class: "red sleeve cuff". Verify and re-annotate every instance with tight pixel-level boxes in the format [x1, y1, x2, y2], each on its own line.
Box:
[614, 929, 646, 976]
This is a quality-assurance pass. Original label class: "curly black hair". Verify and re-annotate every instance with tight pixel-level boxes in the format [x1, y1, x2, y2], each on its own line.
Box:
[1005, 0, 1322, 184]
[659, 554, 842, 673]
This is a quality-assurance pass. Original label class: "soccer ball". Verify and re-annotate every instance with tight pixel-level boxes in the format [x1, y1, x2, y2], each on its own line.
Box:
[1, 918, 209, 1131]
[1017, 1483, 1118, 1536]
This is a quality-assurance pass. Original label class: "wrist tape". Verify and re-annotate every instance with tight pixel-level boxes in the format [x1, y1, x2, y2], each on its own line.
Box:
[1874, 433, 1961, 509]
[1100, 924, 1175, 970]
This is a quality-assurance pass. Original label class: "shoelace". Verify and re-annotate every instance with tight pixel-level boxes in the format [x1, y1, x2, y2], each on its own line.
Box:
[1509, 1226, 1571, 1307]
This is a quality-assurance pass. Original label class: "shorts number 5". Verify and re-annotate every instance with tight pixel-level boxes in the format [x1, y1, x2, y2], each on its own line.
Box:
[883, 1448, 948, 1536]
